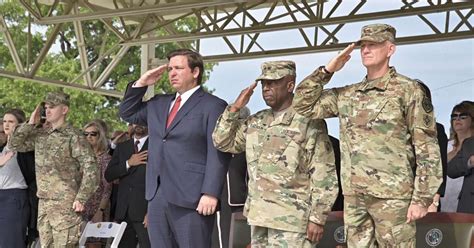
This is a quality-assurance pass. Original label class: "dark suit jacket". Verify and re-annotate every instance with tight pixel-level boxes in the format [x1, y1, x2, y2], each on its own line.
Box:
[104, 138, 148, 221]
[119, 85, 231, 209]
[435, 123, 448, 197]
[447, 136, 474, 214]
[226, 152, 247, 213]
[329, 135, 343, 211]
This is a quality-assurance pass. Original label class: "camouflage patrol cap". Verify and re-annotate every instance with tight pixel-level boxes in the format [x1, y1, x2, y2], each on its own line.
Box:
[44, 92, 70, 106]
[356, 24, 396, 45]
[256, 61, 296, 81]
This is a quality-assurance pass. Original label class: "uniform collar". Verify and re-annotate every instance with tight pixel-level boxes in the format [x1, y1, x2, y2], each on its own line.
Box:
[357, 67, 397, 92]
[270, 106, 296, 126]
[47, 122, 71, 134]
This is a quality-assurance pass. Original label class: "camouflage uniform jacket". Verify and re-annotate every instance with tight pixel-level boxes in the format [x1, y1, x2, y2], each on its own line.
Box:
[9, 123, 99, 204]
[293, 67, 442, 208]
[212, 106, 337, 233]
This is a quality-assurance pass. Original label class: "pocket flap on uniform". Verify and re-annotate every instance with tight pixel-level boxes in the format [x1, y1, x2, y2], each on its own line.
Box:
[391, 222, 416, 244]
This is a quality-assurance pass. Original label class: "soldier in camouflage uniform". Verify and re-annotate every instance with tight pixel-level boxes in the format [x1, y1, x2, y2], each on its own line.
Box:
[293, 24, 442, 247]
[212, 61, 338, 247]
[9, 92, 99, 247]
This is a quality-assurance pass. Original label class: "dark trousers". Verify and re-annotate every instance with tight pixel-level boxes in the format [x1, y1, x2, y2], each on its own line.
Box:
[147, 188, 215, 248]
[109, 183, 119, 221]
[0, 188, 28, 248]
[118, 211, 150, 248]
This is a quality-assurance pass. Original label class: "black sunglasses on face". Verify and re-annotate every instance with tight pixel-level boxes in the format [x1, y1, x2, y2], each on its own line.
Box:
[450, 113, 470, 121]
[83, 131, 98, 137]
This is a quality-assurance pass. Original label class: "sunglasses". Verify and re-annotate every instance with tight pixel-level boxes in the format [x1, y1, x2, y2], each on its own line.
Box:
[450, 113, 470, 121]
[83, 131, 98, 137]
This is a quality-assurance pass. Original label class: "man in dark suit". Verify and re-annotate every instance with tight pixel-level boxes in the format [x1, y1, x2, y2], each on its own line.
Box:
[104, 124, 150, 248]
[329, 135, 343, 211]
[447, 136, 474, 214]
[119, 49, 231, 248]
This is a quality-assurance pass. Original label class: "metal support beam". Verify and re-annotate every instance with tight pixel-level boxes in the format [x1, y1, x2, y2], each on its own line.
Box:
[92, 45, 131, 88]
[28, 3, 73, 77]
[141, 34, 156, 101]
[0, 69, 123, 98]
[34, 0, 253, 25]
[72, 2, 93, 87]
[147, 30, 474, 64]
[0, 15, 25, 74]
[3, 0, 472, 98]
[122, 1, 473, 46]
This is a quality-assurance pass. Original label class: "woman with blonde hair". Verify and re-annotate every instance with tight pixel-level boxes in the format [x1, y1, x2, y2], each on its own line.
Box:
[82, 120, 112, 223]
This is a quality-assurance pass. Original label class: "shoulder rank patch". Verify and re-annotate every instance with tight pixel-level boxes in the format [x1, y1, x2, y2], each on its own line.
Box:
[423, 114, 433, 127]
[422, 97, 433, 113]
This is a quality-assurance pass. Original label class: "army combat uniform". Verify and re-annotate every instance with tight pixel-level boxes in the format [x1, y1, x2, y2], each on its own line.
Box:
[213, 61, 338, 247]
[293, 25, 442, 248]
[9, 93, 99, 247]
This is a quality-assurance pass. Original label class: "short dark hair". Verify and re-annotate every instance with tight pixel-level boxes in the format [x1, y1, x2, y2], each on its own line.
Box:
[167, 49, 204, 84]
[4, 109, 26, 124]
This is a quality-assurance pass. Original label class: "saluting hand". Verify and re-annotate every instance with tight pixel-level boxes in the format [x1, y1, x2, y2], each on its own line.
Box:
[134, 64, 168, 87]
[325, 43, 356, 73]
[230, 82, 258, 113]
[128, 150, 148, 166]
[29, 103, 42, 125]
[196, 194, 218, 216]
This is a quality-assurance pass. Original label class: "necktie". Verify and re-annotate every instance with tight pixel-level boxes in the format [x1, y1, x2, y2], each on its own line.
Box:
[167, 95, 182, 128]
[134, 140, 140, 153]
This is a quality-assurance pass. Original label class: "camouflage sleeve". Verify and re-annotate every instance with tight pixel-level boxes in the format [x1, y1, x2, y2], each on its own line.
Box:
[307, 120, 338, 225]
[8, 123, 37, 152]
[293, 67, 339, 119]
[212, 106, 247, 154]
[71, 134, 99, 204]
[406, 85, 442, 208]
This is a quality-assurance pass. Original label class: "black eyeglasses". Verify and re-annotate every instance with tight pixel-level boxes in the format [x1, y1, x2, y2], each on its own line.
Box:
[83, 131, 98, 137]
[450, 113, 470, 121]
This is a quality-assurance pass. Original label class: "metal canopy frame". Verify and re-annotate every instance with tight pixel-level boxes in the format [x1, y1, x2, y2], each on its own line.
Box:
[0, 0, 473, 98]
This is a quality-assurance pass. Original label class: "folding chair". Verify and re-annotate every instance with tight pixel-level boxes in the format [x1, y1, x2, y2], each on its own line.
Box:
[79, 221, 127, 248]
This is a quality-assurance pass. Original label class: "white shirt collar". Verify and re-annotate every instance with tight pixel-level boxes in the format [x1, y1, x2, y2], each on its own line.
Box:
[172, 85, 200, 111]
[133, 135, 148, 151]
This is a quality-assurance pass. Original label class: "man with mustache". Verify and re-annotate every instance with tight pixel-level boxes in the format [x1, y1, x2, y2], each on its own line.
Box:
[213, 61, 337, 247]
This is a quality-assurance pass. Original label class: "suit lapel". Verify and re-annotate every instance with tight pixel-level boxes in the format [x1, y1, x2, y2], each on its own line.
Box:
[165, 87, 204, 136]
[138, 138, 149, 152]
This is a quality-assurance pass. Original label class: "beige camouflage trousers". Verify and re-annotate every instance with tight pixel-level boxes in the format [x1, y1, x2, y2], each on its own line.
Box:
[38, 199, 82, 248]
[250, 225, 312, 248]
[344, 194, 416, 248]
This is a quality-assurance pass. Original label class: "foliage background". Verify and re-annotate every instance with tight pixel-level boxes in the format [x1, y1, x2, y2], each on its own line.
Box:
[0, 2, 215, 134]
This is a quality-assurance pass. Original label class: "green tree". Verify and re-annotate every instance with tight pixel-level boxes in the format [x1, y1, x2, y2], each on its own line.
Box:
[0, 2, 216, 133]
